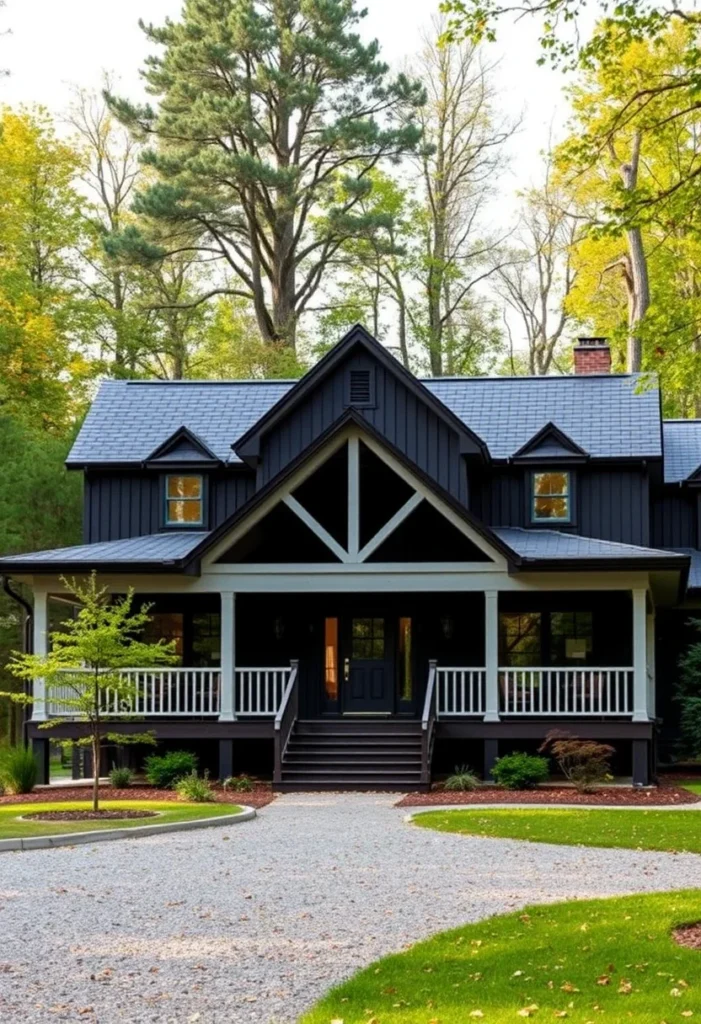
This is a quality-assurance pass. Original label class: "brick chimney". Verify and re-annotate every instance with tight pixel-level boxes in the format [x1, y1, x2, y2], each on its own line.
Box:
[573, 337, 611, 375]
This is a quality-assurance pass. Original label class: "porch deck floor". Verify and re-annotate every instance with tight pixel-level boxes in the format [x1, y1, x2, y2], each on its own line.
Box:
[2, 793, 701, 1023]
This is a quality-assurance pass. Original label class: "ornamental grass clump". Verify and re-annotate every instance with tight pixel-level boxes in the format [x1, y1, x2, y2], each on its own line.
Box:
[109, 765, 134, 788]
[443, 766, 480, 791]
[540, 730, 615, 792]
[0, 746, 38, 794]
[174, 770, 216, 803]
[222, 774, 254, 793]
[491, 751, 550, 790]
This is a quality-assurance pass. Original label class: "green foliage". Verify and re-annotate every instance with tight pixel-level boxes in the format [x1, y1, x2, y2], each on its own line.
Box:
[174, 770, 215, 803]
[0, 745, 38, 794]
[106, 0, 425, 350]
[443, 765, 480, 791]
[491, 752, 550, 790]
[676, 618, 701, 757]
[539, 730, 614, 792]
[144, 750, 198, 789]
[109, 765, 134, 788]
[3, 573, 176, 810]
[222, 774, 254, 793]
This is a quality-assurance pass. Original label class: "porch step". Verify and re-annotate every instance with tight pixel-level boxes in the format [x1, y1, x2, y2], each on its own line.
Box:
[278, 718, 426, 791]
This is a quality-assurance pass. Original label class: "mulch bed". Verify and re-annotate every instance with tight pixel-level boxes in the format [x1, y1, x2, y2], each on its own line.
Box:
[674, 923, 701, 951]
[22, 809, 158, 822]
[396, 783, 701, 807]
[0, 785, 275, 808]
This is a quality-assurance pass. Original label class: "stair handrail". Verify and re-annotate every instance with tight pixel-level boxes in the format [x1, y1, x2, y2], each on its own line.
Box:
[421, 659, 438, 787]
[274, 659, 299, 784]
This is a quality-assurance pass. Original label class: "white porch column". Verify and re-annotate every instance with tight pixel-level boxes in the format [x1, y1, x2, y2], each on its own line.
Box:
[484, 590, 500, 722]
[646, 609, 656, 719]
[219, 591, 236, 721]
[632, 588, 649, 722]
[31, 589, 48, 722]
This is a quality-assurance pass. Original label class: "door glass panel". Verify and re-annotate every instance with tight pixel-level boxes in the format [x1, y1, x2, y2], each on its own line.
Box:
[352, 618, 385, 659]
[398, 617, 412, 700]
[324, 617, 339, 700]
[143, 612, 184, 665]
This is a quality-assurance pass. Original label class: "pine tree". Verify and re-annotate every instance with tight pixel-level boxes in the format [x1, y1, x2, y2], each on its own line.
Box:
[107, 0, 425, 352]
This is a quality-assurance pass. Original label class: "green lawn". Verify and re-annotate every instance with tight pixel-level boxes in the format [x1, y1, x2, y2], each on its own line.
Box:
[683, 781, 701, 795]
[0, 800, 243, 839]
[301, 891, 701, 1024]
[412, 807, 701, 854]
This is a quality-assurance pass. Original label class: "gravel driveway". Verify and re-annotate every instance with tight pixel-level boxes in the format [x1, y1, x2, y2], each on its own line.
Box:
[1, 793, 700, 1024]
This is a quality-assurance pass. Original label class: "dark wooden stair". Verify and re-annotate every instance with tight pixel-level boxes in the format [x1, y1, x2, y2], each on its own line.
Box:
[276, 719, 426, 791]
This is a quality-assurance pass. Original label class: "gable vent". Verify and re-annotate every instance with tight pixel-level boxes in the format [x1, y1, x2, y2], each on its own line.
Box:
[347, 368, 375, 407]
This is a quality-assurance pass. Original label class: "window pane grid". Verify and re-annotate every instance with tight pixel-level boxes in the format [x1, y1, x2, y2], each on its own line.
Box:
[166, 475, 203, 525]
[532, 471, 571, 522]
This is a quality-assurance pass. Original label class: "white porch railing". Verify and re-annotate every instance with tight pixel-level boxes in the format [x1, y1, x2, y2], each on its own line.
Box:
[499, 667, 634, 716]
[235, 666, 293, 716]
[434, 665, 635, 717]
[48, 665, 294, 718]
[436, 668, 485, 716]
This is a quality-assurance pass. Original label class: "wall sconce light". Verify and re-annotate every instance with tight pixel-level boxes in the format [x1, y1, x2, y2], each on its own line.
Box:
[440, 615, 454, 640]
[274, 617, 285, 641]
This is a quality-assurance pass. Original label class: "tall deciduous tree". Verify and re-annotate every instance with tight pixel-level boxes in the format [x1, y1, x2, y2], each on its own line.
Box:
[498, 166, 578, 375]
[411, 25, 514, 375]
[106, 0, 425, 353]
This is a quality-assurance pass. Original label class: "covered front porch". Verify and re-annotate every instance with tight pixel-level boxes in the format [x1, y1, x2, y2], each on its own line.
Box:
[28, 584, 656, 786]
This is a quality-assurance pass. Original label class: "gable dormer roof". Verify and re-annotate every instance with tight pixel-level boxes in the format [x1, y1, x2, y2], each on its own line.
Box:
[232, 324, 489, 464]
[145, 426, 221, 469]
[511, 422, 589, 463]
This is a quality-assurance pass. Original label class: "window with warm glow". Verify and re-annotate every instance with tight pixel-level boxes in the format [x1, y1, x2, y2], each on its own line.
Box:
[532, 471, 570, 522]
[165, 475, 204, 525]
[324, 617, 339, 700]
[398, 617, 413, 701]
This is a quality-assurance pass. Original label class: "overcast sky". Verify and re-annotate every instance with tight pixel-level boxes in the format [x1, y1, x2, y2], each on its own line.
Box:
[1, 0, 577, 219]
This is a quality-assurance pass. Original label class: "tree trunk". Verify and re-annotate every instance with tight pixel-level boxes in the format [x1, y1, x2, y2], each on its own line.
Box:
[619, 133, 650, 373]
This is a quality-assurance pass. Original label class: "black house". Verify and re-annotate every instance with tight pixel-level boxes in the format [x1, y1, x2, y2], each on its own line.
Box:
[2, 326, 698, 789]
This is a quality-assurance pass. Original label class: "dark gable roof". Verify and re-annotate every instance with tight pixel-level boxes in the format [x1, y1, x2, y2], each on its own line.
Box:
[663, 421, 701, 483]
[232, 324, 488, 462]
[511, 422, 589, 462]
[145, 426, 221, 467]
[425, 374, 661, 461]
[67, 335, 662, 469]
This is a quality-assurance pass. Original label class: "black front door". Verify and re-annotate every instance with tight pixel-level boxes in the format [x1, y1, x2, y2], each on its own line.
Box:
[342, 616, 394, 713]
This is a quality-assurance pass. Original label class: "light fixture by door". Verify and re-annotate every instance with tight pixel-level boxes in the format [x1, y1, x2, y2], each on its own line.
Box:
[273, 617, 285, 641]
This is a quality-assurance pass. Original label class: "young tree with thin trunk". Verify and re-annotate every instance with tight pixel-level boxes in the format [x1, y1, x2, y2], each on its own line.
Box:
[409, 23, 515, 375]
[497, 170, 578, 375]
[2, 574, 177, 811]
[106, 0, 425, 354]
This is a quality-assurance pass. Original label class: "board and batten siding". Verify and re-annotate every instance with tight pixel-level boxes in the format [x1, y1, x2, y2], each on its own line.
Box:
[651, 488, 698, 549]
[256, 350, 468, 502]
[479, 466, 650, 546]
[83, 471, 255, 543]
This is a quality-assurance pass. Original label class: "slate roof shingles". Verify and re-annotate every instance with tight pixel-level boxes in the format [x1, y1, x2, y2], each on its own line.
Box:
[68, 373, 663, 466]
[663, 421, 701, 483]
[0, 532, 208, 565]
[493, 527, 687, 562]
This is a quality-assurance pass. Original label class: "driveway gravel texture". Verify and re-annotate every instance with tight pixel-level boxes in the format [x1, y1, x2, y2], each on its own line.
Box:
[1, 793, 700, 1024]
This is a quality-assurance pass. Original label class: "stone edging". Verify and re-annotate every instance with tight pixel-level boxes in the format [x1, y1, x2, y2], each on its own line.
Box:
[0, 805, 256, 853]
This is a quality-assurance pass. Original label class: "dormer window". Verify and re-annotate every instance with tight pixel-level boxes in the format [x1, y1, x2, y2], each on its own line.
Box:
[165, 475, 204, 526]
[531, 471, 571, 523]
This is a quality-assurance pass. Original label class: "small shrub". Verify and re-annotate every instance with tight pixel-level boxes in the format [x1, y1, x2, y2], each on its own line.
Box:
[539, 730, 615, 792]
[109, 765, 134, 788]
[443, 766, 480, 792]
[491, 752, 550, 790]
[222, 774, 254, 793]
[0, 746, 38, 794]
[175, 770, 216, 803]
[144, 750, 198, 788]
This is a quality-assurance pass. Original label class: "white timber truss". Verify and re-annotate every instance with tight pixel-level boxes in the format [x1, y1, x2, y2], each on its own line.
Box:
[204, 428, 505, 571]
